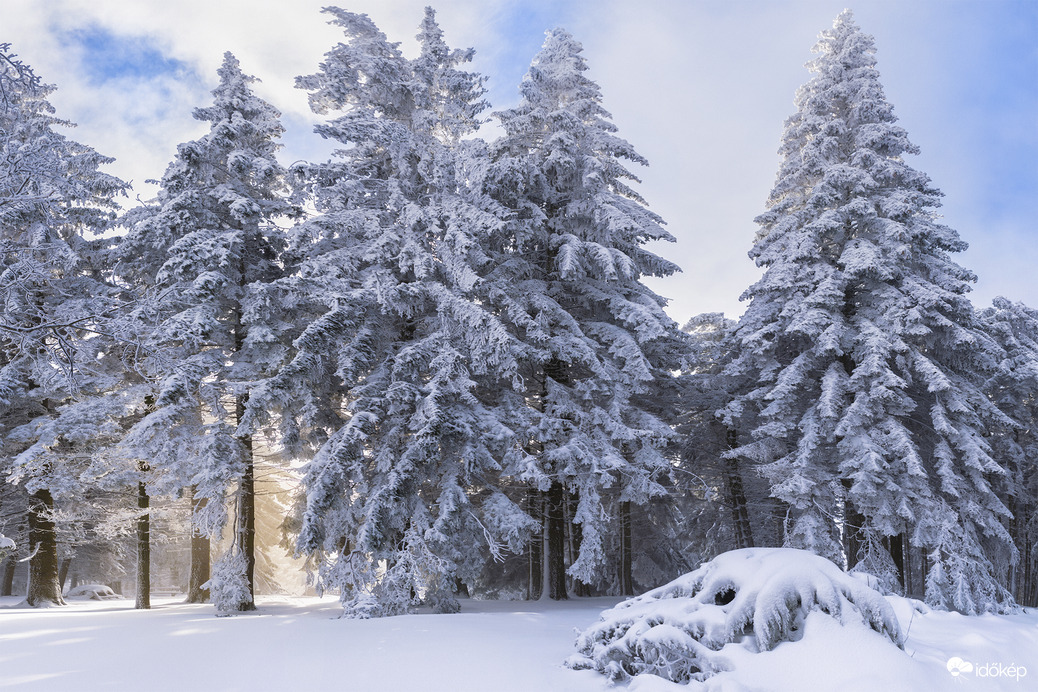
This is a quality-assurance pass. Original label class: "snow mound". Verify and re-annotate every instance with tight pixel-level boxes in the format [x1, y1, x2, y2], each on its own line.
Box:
[65, 584, 120, 601]
[567, 548, 902, 684]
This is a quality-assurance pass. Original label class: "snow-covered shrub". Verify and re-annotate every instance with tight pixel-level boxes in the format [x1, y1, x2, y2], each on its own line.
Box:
[337, 525, 462, 619]
[567, 548, 902, 684]
[207, 551, 253, 615]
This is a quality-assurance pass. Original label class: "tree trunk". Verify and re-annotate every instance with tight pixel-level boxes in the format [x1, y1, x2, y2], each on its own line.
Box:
[235, 394, 257, 611]
[2, 558, 15, 596]
[186, 486, 211, 603]
[231, 288, 257, 611]
[841, 478, 865, 570]
[904, 541, 914, 599]
[26, 488, 64, 606]
[920, 548, 930, 601]
[723, 428, 755, 549]
[135, 479, 151, 609]
[545, 480, 567, 601]
[619, 500, 635, 596]
[58, 557, 71, 592]
[526, 489, 542, 600]
[1024, 541, 1035, 607]
[884, 533, 906, 592]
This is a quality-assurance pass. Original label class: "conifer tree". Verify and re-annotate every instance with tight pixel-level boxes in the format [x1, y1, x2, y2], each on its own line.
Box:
[115, 52, 295, 611]
[264, 7, 521, 617]
[484, 29, 685, 600]
[0, 44, 127, 606]
[723, 11, 1014, 612]
[979, 298, 1038, 606]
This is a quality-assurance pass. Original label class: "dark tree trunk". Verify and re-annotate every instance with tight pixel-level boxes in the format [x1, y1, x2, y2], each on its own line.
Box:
[58, 558, 71, 592]
[526, 490, 542, 600]
[26, 488, 64, 606]
[903, 545, 912, 598]
[723, 428, 755, 549]
[231, 291, 257, 611]
[545, 480, 567, 601]
[2, 558, 15, 596]
[920, 548, 930, 601]
[841, 478, 865, 570]
[235, 394, 257, 611]
[539, 357, 569, 601]
[238, 454, 256, 609]
[1023, 542, 1035, 607]
[186, 487, 211, 603]
[884, 533, 906, 591]
[136, 479, 151, 609]
[619, 500, 635, 596]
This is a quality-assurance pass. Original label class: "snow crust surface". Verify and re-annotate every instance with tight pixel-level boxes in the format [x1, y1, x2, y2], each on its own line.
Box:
[1, 588, 1035, 691]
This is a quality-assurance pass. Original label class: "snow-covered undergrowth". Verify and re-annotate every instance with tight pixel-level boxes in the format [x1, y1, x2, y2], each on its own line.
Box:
[568, 548, 902, 684]
[208, 551, 253, 614]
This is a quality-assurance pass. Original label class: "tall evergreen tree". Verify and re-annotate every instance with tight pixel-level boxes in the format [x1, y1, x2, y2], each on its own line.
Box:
[0, 44, 127, 606]
[484, 29, 685, 600]
[978, 298, 1038, 607]
[114, 52, 295, 612]
[261, 7, 521, 617]
[722, 11, 1014, 612]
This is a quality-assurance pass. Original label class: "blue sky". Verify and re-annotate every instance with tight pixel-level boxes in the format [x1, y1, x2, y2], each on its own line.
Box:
[5, 0, 1036, 324]
[65, 26, 193, 85]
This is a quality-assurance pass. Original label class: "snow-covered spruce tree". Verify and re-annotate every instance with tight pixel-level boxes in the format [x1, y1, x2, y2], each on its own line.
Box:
[722, 11, 1015, 612]
[978, 298, 1038, 607]
[261, 8, 522, 617]
[0, 44, 127, 606]
[484, 29, 685, 600]
[114, 52, 296, 611]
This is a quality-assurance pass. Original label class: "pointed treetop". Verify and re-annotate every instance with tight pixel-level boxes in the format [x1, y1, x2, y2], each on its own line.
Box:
[411, 5, 487, 141]
[810, 8, 878, 76]
[298, 7, 409, 117]
[520, 28, 597, 105]
[417, 6, 446, 61]
[193, 51, 282, 129]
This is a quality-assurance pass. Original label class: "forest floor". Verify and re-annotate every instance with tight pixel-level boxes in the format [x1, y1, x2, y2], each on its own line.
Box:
[1, 592, 1036, 691]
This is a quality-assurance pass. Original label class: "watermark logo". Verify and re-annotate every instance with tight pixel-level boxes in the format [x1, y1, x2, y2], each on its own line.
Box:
[947, 657, 1027, 682]
[947, 657, 974, 676]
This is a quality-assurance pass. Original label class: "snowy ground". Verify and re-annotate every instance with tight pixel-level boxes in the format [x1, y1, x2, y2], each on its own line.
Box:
[1, 593, 1036, 691]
